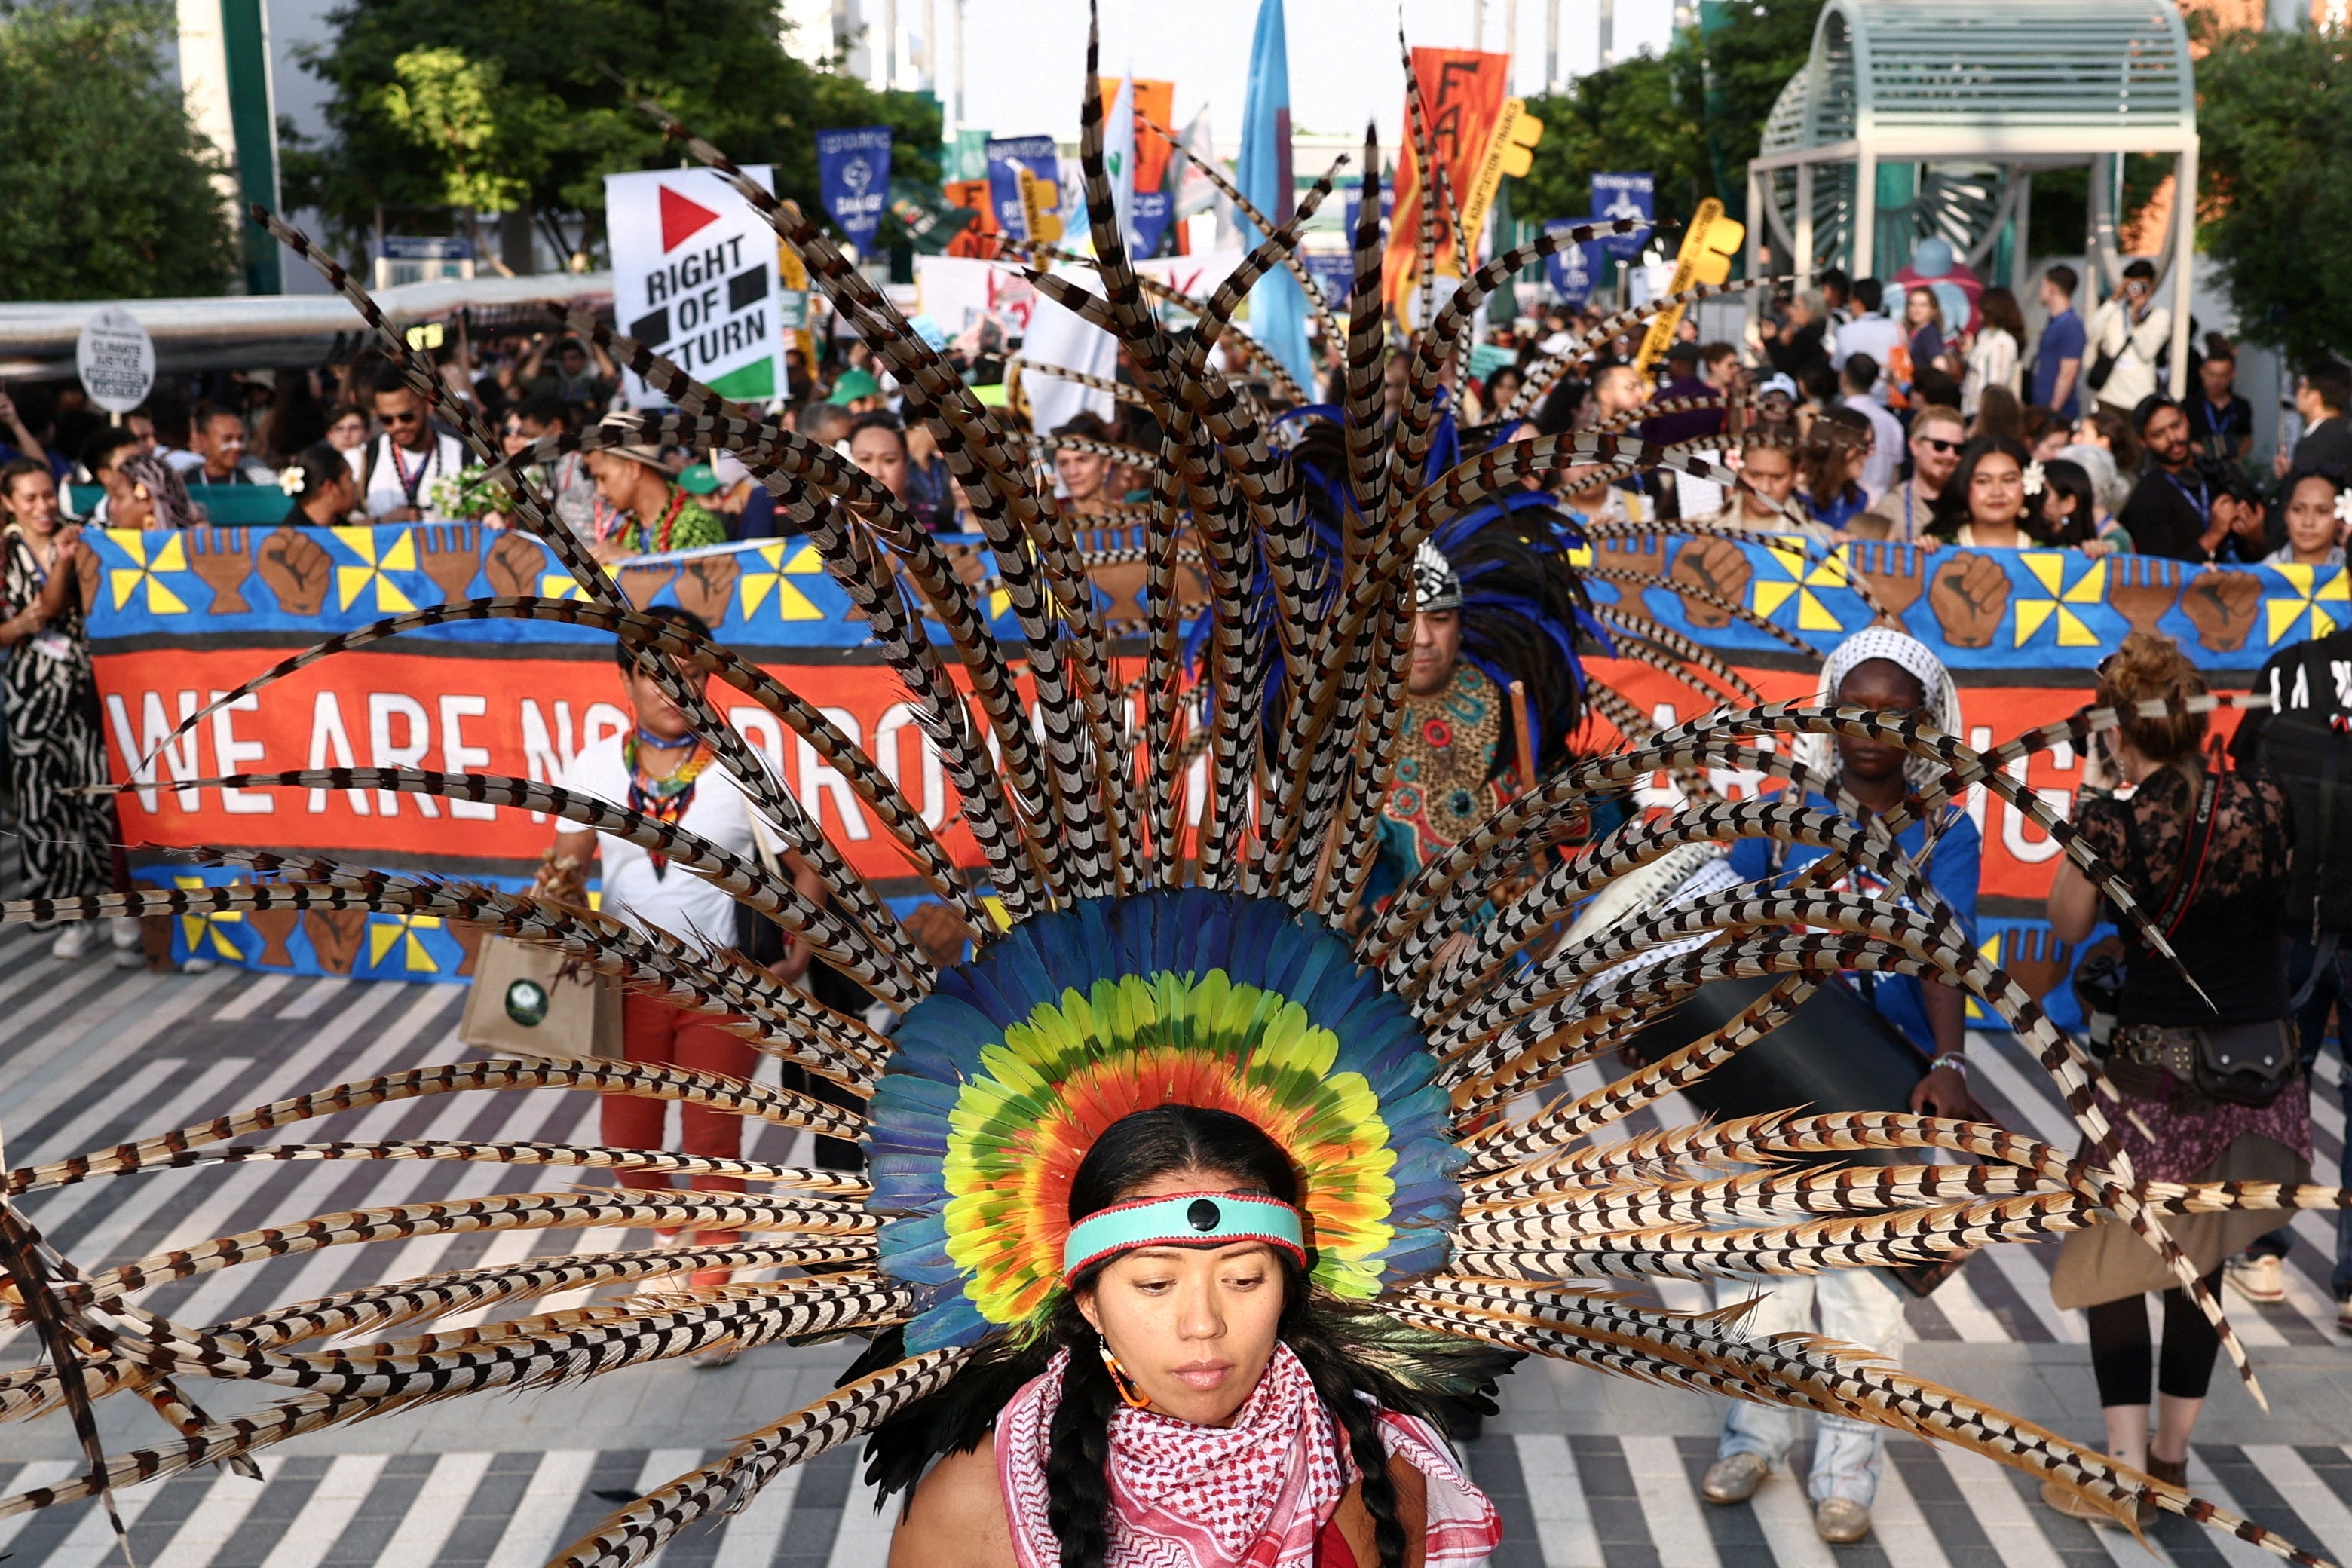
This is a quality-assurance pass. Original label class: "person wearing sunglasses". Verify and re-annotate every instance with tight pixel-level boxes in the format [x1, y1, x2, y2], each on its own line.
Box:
[1851, 404, 1965, 542]
[349, 363, 468, 521]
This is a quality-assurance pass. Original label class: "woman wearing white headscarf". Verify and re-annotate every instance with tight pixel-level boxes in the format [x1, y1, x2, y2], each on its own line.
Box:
[1697, 626, 1984, 1545]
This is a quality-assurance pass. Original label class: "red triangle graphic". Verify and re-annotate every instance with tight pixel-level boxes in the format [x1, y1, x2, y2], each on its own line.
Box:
[659, 185, 721, 252]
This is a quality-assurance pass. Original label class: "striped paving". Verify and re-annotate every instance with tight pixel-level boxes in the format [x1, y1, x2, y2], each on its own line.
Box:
[0, 950, 2341, 1566]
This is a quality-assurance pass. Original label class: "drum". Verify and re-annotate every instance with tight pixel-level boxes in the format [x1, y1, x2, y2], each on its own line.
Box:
[1623, 973, 1966, 1296]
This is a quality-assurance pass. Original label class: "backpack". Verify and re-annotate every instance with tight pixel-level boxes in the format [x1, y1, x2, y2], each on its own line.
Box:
[2258, 708, 2352, 942]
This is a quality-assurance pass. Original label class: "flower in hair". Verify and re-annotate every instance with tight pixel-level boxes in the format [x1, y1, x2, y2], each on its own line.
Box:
[277, 467, 306, 497]
[2022, 460, 2045, 498]
[2335, 488, 2352, 527]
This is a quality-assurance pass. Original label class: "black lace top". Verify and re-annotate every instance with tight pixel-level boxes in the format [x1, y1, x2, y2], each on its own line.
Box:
[2074, 764, 2292, 1026]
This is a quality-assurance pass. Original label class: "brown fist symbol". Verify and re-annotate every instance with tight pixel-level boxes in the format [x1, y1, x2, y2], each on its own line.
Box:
[1668, 537, 1754, 630]
[2001, 925, 2072, 1002]
[185, 527, 255, 614]
[486, 533, 547, 599]
[2105, 553, 2181, 637]
[2182, 569, 2263, 653]
[617, 562, 679, 609]
[1594, 531, 1668, 580]
[258, 527, 333, 617]
[1847, 540, 1926, 623]
[304, 907, 368, 974]
[675, 553, 742, 626]
[1928, 550, 2009, 649]
[419, 522, 483, 604]
[901, 900, 979, 967]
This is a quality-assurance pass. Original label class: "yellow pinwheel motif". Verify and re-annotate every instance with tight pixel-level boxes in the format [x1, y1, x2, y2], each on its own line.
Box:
[2263, 562, 2349, 647]
[172, 874, 244, 960]
[366, 911, 442, 974]
[537, 572, 592, 601]
[738, 541, 828, 620]
[2012, 551, 2108, 648]
[330, 528, 419, 614]
[106, 529, 192, 614]
[1748, 537, 1851, 632]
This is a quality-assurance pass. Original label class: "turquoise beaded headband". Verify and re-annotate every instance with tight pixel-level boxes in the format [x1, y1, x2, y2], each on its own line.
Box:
[1061, 1193, 1307, 1282]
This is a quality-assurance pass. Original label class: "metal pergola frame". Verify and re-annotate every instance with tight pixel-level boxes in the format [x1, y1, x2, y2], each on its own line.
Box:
[1743, 0, 2199, 397]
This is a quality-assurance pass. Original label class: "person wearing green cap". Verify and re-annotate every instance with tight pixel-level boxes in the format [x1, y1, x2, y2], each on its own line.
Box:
[828, 369, 884, 411]
[583, 413, 728, 563]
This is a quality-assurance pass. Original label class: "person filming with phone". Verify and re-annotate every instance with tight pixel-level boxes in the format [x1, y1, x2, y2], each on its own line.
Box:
[2087, 261, 2172, 418]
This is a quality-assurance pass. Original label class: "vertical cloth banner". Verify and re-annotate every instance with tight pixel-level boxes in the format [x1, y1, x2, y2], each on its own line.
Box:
[1591, 170, 1655, 261]
[815, 126, 893, 252]
[1104, 75, 1137, 251]
[1544, 220, 1601, 304]
[1238, 0, 1316, 390]
[605, 165, 779, 405]
[985, 136, 1061, 241]
[1381, 48, 1511, 316]
[1119, 79, 1178, 259]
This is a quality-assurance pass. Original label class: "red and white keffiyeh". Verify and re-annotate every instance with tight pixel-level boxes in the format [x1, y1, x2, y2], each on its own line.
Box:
[996, 1342, 1501, 1568]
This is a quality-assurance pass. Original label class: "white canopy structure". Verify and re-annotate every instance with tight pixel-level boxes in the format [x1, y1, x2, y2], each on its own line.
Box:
[1744, 0, 2198, 395]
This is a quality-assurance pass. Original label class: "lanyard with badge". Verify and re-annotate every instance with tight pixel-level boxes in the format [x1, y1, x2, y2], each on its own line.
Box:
[388, 436, 439, 511]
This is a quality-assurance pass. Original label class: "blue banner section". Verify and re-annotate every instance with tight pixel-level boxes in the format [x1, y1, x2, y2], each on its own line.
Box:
[816, 126, 893, 250]
[1591, 171, 1654, 260]
[983, 136, 1059, 240]
[1543, 221, 1602, 305]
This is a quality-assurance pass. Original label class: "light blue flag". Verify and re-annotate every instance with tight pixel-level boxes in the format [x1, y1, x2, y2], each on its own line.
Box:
[1237, 0, 1316, 392]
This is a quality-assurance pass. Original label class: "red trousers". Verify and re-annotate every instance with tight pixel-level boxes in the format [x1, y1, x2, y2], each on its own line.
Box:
[603, 993, 756, 1203]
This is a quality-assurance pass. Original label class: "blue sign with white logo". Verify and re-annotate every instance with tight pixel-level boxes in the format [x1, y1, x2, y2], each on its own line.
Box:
[1542, 221, 1602, 305]
[984, 136, 1061, 240]
[1590, 171, 1654, 260]
[816, 126, 893, 250]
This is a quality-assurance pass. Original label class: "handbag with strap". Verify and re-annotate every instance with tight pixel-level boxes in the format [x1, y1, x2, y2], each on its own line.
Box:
[2103, 768, 2298, 1108]
[458, 935, 623, 1064]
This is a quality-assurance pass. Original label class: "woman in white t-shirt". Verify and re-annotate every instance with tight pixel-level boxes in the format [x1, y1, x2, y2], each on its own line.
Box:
[544, 607, 822, 1352]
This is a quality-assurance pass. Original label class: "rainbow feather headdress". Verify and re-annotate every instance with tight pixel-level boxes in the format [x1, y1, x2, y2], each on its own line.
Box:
[0, 14, 2339, 1568]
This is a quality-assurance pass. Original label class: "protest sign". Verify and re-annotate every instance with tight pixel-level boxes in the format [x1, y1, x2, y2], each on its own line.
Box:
[1110, 78, 1178, 258]
[75, 308, 155, 415]
[1382, 48, 1511, 311]
[1591, 171, 1655, 260]
[985, 136, 1060, 242]
[1542, 221, 1600, 304]
[815, 126, 893, 251]
[605, 166, 779, 404]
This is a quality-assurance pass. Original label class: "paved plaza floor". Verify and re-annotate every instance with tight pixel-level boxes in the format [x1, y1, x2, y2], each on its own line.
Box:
[0, 936, 2345, 1568]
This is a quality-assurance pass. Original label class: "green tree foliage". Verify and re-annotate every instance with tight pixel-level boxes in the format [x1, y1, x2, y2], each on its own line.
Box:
[0, 0, 238, 300]
[2193, 24, 2352, 363]
[1508, 0, 1817, 245]
[286, 0, 940, 262]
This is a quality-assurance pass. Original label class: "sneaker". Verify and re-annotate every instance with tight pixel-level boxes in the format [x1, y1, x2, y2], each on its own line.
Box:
[1701, 1453, 1769, 1505]
[112, 945, 145, 969]
[1814, 1498, 1871, 1543]
[2226, 1253, 2286, 1304]
[2337, 1297, 2352, 1330]
[178, 957, 216, 975]
[47, 925, 93, 961]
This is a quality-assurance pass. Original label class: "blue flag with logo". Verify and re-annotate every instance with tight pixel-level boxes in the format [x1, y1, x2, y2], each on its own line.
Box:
[985, 136, 1060, 240]
[1591, 172, 1655, 261]
[1543, 221, 1601, 305]
[1238, 0, 1315, 391]
[816, 127, 893, 250]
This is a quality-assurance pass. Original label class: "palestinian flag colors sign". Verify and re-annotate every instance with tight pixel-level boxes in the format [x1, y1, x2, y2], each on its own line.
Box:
[605, 165, 781, 404]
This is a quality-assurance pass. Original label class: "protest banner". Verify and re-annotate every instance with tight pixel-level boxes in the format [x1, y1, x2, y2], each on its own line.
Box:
[1542, 220, 1601, 304]
[984, 136, 1061, 243]
[815, 126, 893, 252]
[605, 166, 780, 404]
[87, 521, 2329, 1025]
[1591, 171, 1655, 260]
[1106, 78, 1178, 259]
[1381, 48, 1511, 312]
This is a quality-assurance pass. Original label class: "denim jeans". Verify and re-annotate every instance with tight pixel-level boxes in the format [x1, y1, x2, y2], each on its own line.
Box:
[2243, 936, 2352, 1301]
[1716, 1269, 1907, 1505]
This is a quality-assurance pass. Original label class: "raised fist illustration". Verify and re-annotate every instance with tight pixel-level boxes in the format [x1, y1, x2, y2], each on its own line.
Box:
[2105, 553, 2180, 637]
[257, 527, 333, 617]
[304, 907, 369, 975]
[1668, 537, 1753, 629]
[1928, 550, 2008, 649]
[1846, 539, 1927, 623]
[902, 900, 980, 967]
[249, 906, 300, 969]
[1594, 530, 1666, 580]
[486, 532, 547, 599]
[185, 528, 256, 615]
[675, 552, 742, 626]
[2001, 924, 2072, 1002]
[617, 562, 679, 609]
[2182, 568, 2263, 653]
[419, 522, 483, 604]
